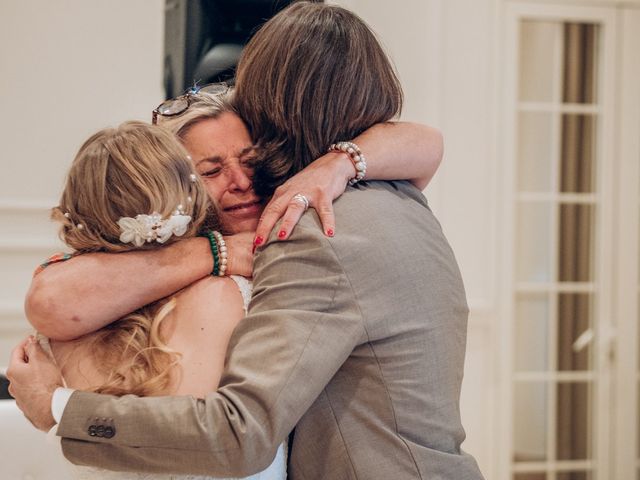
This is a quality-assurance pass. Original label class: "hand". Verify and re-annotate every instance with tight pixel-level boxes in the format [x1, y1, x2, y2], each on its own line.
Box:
[6, 336, 62, 431]
[224, 231, 255, 277]
[254, 151, 355, 244]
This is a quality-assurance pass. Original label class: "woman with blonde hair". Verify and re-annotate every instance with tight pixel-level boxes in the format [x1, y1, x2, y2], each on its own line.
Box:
[37, 120, 288, 479]
[42, 121, 215, 397]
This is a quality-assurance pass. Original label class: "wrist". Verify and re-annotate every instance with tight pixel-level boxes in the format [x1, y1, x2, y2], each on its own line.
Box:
[223, 234, 238, 275]
[328, 142, 367, 185]
[327, 151, 356, 184]
[194, 237, 214, 277]
[203, 231, 228, 276]
[186, 237, 215, 278]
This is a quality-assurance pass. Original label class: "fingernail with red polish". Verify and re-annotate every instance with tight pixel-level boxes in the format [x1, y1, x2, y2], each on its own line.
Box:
[278, 230, 287, 239]
[253, 236, 264, 246]
[327, 229, 334, 237]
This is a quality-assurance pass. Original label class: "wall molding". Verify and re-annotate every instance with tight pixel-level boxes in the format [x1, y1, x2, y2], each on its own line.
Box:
[0, 198, 63, 252]
[0, 238, 62, 252]
[0, 198, 56, 212]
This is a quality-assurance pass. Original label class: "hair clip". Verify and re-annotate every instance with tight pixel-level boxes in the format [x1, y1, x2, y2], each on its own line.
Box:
[118, 209, 191, 247]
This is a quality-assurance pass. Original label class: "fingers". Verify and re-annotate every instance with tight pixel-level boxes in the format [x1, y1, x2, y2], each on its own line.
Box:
[7, 338, 31, 401]
[24, 337, 46, 361]
[278, 195, 335, 240]
[315, 200, 336, 238]
[255, 193, 337, 246]
[273, 199, 307, 241]
[8, 337, 31, 369]
[254, 198, 288, 246]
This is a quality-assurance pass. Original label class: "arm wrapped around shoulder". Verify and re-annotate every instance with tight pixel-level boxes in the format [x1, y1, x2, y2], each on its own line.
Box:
[56, 222, 365, 477]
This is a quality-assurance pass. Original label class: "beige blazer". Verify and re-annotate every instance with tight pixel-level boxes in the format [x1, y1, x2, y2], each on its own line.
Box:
[57, 181, 484, 479]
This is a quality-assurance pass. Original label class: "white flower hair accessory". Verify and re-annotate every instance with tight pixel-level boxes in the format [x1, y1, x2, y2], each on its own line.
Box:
[118, 206, 191, 247]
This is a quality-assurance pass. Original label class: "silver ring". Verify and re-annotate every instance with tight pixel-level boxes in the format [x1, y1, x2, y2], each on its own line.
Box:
[293, 193, 309, 212]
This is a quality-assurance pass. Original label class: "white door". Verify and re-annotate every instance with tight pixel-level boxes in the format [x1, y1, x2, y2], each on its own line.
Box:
[500, 2, 640, 479]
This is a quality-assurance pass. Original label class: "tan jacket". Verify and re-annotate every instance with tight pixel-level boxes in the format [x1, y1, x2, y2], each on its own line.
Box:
[57, 181, 484, 479]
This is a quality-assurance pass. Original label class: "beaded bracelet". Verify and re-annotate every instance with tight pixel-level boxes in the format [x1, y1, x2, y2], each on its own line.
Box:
[212, 231, 228, 277]
[328, 141, 367, 186]
[206, 231, 220, 276]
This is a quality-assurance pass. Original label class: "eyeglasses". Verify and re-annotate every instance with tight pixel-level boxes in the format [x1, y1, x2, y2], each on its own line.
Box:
[152, 83, 230, 125]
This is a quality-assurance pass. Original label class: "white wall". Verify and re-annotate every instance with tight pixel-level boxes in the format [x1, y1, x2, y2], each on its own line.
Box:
[0, 0, 165, 367]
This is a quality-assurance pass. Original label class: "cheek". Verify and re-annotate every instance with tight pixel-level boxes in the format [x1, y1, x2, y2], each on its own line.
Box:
[204, 179, 225, 203]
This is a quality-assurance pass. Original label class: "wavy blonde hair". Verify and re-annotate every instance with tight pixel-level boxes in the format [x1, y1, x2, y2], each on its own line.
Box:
[54, 121, 211, 396]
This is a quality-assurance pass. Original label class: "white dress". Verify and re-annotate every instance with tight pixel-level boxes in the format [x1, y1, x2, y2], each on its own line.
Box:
[41, 275, 287, 480]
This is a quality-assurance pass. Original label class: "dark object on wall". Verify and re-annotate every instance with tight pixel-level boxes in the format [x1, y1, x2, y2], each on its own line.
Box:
[163, 0, 308, 98]
[0, 373, 12, 400]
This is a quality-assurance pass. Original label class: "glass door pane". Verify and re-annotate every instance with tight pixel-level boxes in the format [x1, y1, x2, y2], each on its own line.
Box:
[513, 16, 601, 480]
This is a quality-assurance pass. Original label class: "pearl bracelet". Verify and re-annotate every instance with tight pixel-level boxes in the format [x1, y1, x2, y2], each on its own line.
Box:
[205, 230, 228, 276]
[329, 141, 367, 186]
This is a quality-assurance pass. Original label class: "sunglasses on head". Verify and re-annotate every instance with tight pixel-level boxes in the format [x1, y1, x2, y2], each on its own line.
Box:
[152, 83, 230, 125]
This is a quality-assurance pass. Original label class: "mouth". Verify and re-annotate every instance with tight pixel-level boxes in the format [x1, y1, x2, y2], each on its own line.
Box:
[222, 200, 262, 216]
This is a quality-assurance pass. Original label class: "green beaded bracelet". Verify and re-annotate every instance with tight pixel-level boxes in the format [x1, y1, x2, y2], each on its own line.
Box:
[206, 231, 220, 276]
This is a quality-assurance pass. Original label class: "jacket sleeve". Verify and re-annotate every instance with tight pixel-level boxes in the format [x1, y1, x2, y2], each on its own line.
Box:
[57, 221, 365, 477]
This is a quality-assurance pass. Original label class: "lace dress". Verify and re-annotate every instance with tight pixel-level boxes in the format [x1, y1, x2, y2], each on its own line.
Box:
[40, 275, 287, 480]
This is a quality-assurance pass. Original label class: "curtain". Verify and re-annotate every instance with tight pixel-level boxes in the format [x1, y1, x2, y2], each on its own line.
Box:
[555, 22, 597, 466]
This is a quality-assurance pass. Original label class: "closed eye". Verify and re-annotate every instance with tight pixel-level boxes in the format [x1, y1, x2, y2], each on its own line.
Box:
[200, 167, 222, 178]
[241, 156, 256, 167]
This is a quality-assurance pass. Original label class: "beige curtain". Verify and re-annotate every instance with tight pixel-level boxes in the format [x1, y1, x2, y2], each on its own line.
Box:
[556, 22, 597, 466]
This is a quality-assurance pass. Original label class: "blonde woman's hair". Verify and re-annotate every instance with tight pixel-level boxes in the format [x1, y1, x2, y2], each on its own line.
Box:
[157, 90, 236, 141]
[53, 121, 211, 396]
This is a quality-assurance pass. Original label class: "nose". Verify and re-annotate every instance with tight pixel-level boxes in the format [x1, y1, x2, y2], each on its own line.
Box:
[227, 163, 252, 192]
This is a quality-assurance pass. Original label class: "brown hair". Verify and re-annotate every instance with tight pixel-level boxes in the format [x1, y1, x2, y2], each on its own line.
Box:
[234, 1, 403, 196]
[54, 121, 211, 396]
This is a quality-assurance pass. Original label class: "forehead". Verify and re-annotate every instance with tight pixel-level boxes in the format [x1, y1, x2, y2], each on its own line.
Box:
[182, 112, 252, 159]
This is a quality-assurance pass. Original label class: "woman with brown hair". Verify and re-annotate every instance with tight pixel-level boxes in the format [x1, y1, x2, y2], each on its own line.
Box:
[235, 1, 405, 198]
[230, 3, 483, 479]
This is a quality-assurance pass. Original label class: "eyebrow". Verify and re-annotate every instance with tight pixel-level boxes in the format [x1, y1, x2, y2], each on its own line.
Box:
[239, 146, 256, 157]
[196, 156, 223, 166]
